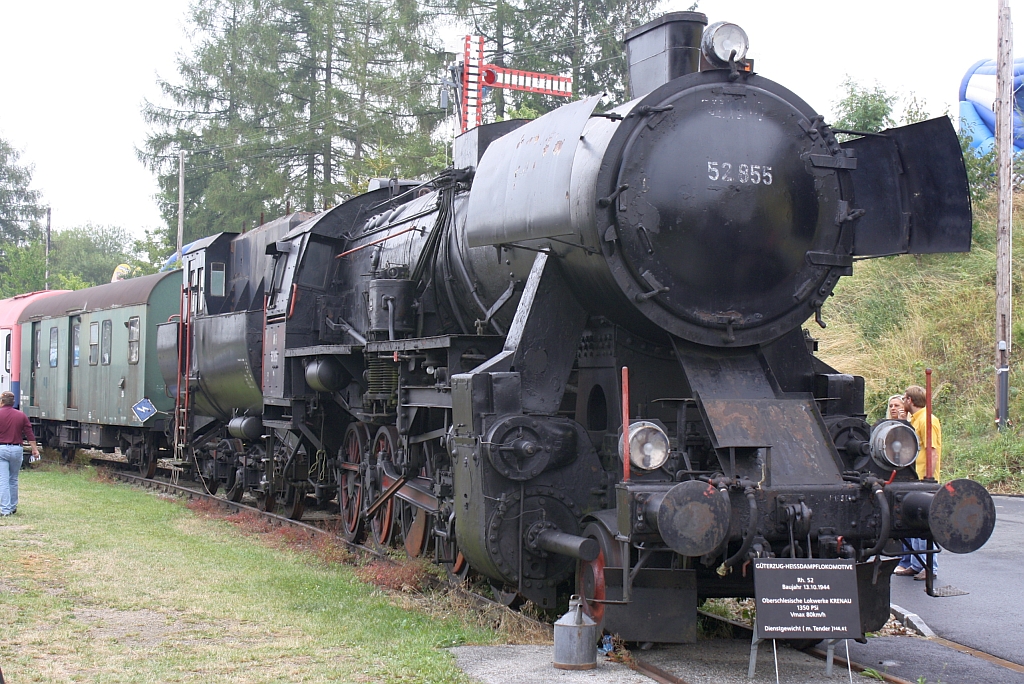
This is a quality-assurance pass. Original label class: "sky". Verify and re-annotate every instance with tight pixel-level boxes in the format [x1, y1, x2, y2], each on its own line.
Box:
[0, 0, 1019, 239]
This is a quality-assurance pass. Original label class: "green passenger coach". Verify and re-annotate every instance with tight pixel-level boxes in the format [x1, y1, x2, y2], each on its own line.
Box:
[18, 271, 180, 471]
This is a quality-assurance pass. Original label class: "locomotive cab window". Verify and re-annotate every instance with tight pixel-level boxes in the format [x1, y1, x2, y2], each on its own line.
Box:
[71, 324, 80, 367]
[49, 326, 58, 367]
[127, 316, 140, 364]
[268, 252, 289, 307]
[210, 262, 226, 298]
[298, 240, 334, 290]
[89, 322, 99, 365]
[100, 319, 112, 365]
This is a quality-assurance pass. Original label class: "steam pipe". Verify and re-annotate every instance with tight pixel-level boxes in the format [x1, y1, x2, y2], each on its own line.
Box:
[861, 485, 892, 560]
[723, 488, 758, 569]
[385, 297, 396, 341]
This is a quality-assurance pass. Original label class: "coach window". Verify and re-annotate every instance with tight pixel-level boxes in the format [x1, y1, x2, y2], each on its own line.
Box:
[72, 324, 80, 367]
[49, 326, 58, 367]
[127, 316, 140, 364]
[210, 262, 225, 298]
[35, 327, 41, 368]
[89, 322, 99, 365]
[101, 320, 112, 365]
[5, 333, 11, 373]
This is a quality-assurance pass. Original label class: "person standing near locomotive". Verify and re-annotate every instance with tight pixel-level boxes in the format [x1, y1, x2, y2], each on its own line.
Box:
[887, 394, 907, 421]
[894, 385, 942, 579]
[0, 390, 39, 517]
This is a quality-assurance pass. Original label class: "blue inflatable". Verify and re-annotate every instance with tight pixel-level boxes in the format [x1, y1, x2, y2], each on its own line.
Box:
[959, 58, 1024, 154]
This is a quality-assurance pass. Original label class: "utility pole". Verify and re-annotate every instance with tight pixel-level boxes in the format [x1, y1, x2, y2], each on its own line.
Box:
[176, 149, 186, 268]
[44, 207, 51, 290]
[996, 0, 1013, 430]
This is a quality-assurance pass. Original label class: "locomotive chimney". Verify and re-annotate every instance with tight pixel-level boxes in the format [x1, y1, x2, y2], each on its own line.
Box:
[624, 12, 707, 99]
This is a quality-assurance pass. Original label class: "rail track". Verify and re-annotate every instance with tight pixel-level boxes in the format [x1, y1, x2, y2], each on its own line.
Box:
[80, 458, 930, 684]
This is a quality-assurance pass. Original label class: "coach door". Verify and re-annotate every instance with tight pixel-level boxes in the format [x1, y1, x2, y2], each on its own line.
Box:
[67, 318, 80, 410]
[29, 322, 40, 406]
[0, 329, 10, 395]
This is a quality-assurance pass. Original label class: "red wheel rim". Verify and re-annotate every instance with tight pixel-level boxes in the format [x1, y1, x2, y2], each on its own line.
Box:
[340, 427, 363, 536]
[370, 430, 396, 546]
[577, 547, 606, 624]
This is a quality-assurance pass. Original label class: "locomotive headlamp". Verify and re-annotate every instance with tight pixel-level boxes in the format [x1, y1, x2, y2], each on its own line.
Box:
[869, 420, 919, 470]
[619, 420, 671, 471]
[701, 21, 749, 69]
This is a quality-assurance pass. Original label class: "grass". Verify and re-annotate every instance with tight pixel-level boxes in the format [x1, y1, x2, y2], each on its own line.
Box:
[817, 193, 1024, 493]
[0, 466, 503, 683]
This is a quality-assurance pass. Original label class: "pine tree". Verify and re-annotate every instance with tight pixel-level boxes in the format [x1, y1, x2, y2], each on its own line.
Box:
[141, 0, 448, 244]
[141, 0, 299, 242]
[0, 134, 44, 245]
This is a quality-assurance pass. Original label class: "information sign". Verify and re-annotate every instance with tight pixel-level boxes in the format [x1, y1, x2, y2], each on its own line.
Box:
[131, 398, 157, 423]
[753, 559, 861, 640]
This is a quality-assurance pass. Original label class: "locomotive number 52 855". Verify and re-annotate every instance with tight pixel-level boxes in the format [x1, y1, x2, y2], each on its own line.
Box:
[707, 161, 773, 185]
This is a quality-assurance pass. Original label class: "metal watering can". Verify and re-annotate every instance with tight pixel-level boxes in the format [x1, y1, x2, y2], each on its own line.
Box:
[553, 595, 598, 670]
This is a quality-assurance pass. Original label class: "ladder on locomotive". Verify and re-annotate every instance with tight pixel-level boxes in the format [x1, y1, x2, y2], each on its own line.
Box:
[172, 268, 198, 462]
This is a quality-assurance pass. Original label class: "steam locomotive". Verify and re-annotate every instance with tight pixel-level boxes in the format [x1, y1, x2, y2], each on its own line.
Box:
[21, 12, 996, 643]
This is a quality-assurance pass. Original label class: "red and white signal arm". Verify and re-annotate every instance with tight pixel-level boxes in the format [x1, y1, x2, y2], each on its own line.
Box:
[460, 35, 573, 132]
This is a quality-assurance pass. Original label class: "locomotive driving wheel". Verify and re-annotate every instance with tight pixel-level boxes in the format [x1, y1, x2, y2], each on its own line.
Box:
[368, 426, 398, 548]
[576, 520, 621, 629]
[338, 423, 368, 542]
[398, 441, 433, 558]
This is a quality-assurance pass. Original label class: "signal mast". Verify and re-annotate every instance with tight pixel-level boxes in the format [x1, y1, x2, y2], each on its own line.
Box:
[454, 35, 573, 133]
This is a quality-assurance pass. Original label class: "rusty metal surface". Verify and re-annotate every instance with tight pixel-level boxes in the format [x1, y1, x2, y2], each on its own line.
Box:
[465, 95, 602, 247]
[700, 398, 842, 486]
[929, 478, 996, 554]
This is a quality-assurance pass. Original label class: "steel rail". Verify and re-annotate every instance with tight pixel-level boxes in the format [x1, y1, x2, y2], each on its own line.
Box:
[928, 636, 1024, 674]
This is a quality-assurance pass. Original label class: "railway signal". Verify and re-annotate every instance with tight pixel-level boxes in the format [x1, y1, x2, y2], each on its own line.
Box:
[458, 35, 573, 133]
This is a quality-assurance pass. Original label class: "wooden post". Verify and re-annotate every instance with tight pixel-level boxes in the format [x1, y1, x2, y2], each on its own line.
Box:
[44, 207, 51, 290]
[996, 0, 1013, 430]
[925, 369, 934, 480]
